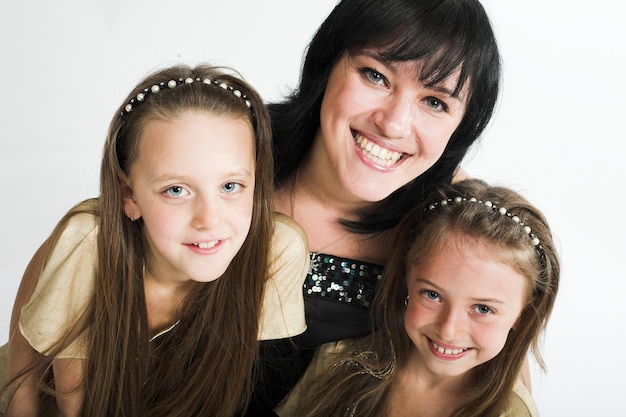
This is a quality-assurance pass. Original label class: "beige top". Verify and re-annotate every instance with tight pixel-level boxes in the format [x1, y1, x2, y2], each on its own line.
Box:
[276, 341, 539, 417]
[19, 206, 309, 359]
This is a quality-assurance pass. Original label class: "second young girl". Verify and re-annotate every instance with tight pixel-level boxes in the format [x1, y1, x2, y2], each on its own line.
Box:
[276, 178, 559, 417]
[1, 65, 309, 416]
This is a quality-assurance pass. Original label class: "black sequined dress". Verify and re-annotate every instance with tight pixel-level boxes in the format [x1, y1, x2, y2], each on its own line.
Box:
[246, 252, 383, 416]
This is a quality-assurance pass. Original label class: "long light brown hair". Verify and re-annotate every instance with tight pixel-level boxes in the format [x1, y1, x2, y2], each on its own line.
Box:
[296, 179, 560, 417]
[4, 64, 274, 416]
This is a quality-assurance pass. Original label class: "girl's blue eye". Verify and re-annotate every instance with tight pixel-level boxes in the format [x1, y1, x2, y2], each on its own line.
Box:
[165, 186, 189, 197]
[222, 182, 241, 194]
[422, 290, 440, 301]
[474, 305, 493, 315]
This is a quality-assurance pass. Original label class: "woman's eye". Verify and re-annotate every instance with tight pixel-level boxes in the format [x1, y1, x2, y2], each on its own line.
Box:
[221, 182, 242, 194]
[165, 186, 189, 197]
[424, 97, 449, 112]
[474, 305, 493, 315]
[361, 67, 387, 86]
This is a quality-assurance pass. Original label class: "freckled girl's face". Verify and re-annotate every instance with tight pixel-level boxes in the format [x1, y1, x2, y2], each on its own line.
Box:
[124, 111, 255, 284]
[312, 51, 468, 204]
[404, 236, 527, 380]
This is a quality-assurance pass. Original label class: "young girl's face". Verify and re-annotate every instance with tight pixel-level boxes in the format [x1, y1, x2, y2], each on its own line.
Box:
[123, 111, 255, 284]
[314, 51, 467, 204]
[404, 235, 528, 380]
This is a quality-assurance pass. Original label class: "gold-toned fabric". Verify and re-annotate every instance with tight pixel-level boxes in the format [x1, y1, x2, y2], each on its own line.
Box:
[260, 213, 309, 340]
[19, 202, 308, 361]
[276, 341, 539, 417]
[20, 208, 98, 359]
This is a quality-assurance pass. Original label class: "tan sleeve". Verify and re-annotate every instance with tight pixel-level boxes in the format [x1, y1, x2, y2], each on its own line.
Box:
[500, 378, 540, 417]
[258, 213, 310, 340]
[275, 341, 343, 416]
[19, 212, 98, 360]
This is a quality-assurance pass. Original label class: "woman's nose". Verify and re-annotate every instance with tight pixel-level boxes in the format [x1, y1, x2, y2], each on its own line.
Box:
[372, 94, 412, 139]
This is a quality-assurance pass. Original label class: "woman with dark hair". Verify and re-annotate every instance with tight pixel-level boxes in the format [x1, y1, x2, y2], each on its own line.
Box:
[256, 0, 502, 414]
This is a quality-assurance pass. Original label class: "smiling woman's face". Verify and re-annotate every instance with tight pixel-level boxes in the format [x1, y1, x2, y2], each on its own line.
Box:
[313, 51, 468, 203]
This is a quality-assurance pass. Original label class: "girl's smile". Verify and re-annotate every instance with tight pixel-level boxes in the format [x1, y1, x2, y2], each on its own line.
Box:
[404, 234, 528, 379]
[427, 338, 472, 360]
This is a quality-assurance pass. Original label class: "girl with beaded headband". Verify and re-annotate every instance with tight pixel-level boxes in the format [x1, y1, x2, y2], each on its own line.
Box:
[276, 178, 560, 417]
[0, 64, 309, 417]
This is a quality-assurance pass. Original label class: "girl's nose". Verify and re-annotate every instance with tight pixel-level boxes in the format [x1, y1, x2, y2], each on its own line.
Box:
[191, 197, 221, 230]
[437, 306, 465, 341]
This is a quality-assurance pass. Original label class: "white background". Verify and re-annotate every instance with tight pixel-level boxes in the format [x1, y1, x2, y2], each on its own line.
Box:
[1, 1, 624, 415]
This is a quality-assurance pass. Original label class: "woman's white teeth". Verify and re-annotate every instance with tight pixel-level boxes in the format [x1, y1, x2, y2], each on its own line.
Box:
[431, 341, 467, 355]
[194, 241, 218, 249]
[355, 134, 402, 166]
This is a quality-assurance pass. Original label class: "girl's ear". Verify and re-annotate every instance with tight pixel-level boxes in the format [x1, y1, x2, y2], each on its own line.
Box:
[121, 182, 141, 221]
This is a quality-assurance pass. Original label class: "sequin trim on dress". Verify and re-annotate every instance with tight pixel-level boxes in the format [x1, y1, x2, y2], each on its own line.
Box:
[304, 253, 383, 309]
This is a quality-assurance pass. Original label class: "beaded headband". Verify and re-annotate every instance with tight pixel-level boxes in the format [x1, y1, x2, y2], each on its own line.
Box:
[427, 196, 545, 259]
[120, 76, 254, 119]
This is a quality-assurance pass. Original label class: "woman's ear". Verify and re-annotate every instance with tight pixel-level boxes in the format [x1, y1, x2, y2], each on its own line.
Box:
[121, 183, 141, 221]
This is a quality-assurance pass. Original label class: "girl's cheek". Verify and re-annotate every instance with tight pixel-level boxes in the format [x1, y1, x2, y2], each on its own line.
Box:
[405, 303, 426, 329]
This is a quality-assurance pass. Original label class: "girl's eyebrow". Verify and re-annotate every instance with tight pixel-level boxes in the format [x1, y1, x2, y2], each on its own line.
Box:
[413, 277, 442, 291]
[413, 278, 506, 305]
[151, 169, 253, 183]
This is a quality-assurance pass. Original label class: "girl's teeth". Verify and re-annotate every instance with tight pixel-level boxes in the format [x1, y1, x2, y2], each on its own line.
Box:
[194, 241, 217, 249]
[432, 341, 466, 355]
[355, 134, 402, 166]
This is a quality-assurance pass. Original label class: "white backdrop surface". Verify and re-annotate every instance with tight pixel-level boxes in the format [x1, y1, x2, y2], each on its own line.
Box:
[1, 1, 624, 415]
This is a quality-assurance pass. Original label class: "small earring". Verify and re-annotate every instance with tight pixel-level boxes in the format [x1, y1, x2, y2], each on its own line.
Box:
[404, 296, 409, 307]
[130, 210, 135, 222]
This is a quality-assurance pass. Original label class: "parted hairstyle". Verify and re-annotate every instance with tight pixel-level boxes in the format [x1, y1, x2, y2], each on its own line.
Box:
[3, 64, 274, 417]
[295, 179, 560, 417]
[269, 0, 501, 233]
